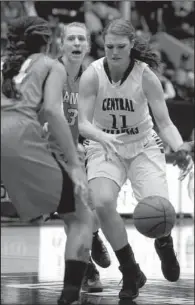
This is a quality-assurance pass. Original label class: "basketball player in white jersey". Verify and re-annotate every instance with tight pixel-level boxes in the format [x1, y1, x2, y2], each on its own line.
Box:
[46, 22, 110, 292]
[1, 16, 93, 305]
[78, 19, 193, 300]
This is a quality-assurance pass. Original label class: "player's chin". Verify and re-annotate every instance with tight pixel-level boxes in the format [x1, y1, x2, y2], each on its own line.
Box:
[70, 53, 84, 62]
[110, 59, 122, 66]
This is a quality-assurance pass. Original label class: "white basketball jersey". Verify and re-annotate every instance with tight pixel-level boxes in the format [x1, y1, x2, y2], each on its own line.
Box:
[91, 57, 153, 143]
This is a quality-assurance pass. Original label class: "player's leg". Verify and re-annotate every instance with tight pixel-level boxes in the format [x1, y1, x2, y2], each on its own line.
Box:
[62, 214, 104, 293]
[50, 155, 94, 305]
[47, 196, 110, 269]
[1, 122, 93, 305]
[58, 197, 93, 305]
[81, 209, 104, 293]
[90, 202, 111, 269]
[128, 131, 180, 282]
[86, 142, 146, 300]
[82, 257, 103, 293]
[77, 142, 110, 293]
[79, 142, 111, 269]
[45, 151, 109, 293]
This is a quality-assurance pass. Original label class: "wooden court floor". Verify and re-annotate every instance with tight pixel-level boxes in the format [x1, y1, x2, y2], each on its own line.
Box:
[1, 219, 194, 305]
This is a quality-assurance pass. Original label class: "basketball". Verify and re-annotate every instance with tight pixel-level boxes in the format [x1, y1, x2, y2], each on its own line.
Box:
[133, 196, 176, 238]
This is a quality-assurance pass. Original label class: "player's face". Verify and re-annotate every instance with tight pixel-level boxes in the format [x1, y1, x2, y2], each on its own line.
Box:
[62, 26, 89, 63]
[104, 33, 133, 67]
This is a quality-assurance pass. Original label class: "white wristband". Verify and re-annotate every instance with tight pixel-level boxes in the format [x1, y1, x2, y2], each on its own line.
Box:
[158, 124, 183, 152]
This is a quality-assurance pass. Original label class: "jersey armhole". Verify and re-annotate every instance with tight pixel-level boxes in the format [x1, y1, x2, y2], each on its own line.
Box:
[90, 64, 100, 97]
[141, 64, 149, 101]
[37, 61, 53, 114]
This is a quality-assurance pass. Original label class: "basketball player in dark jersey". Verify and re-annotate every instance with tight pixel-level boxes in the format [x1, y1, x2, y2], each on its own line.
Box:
[45, 22, 110, 292]
[1, 16, 93, 305]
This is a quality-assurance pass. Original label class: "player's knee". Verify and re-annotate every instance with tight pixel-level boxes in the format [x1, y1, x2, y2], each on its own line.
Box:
[60, 205, 93, 228]
[95, 193, 116, 218]
[79, 207, 93, 226]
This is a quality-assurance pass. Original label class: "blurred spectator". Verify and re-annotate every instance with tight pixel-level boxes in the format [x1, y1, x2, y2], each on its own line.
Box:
[134, 1, 194, 49]
[85, 6, 103, 35]
[84, 1, 121, 60]
[23, 1, 37, 16]
[1, 1, 37, 56]
[1, 21, 8, 56]
[135, 1, 167, 34]
[162, 1, 194, 40]
[152, 49, 176, 100]
[173, 53, 194, 102]
[1, 1, 26, 21]
[160, 74, 176, 100]
[1, 0, 193, 104]
[88, 1, 121, 27]
[34, 1, 85, 24]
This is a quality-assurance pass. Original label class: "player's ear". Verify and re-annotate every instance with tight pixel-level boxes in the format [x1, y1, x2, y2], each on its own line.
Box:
[86, 43, 91, 54]
[130, 39, 135, 49]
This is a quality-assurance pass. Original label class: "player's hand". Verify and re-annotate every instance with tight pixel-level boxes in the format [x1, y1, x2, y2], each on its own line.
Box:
[173, 148, 194, 181]
[99, 133, 124, 161]
[42, 122, 49, 138]
[67, 164, 88, 204]
[77, 143, 85, 163]
[177, 141, 194, 153]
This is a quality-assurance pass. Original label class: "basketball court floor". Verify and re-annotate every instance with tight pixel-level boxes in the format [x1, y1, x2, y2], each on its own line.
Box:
[1, 219, 194, 305]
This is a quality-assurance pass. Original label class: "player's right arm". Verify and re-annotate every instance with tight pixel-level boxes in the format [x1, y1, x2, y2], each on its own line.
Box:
[78, 65, 104, 142]
[43, 61, 88, 197]
[43, 61, 80, 167]
[78, 66, 122, 154]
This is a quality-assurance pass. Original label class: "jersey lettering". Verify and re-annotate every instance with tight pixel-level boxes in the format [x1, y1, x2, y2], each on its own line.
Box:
[63, 91, 78, 105]
[62, 90, 78, 127]
[102, 98, 135, 112]
[67, 108, 78, 126]
[102, 127, 139, 135]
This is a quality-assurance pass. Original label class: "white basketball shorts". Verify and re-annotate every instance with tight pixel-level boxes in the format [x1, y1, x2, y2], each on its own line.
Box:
[84, 130, 169, 202]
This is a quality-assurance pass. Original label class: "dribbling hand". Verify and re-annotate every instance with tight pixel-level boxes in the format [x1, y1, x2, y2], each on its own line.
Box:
[99, 133, 124, 161]
[77, 143, 85, 163]
[174, 148, 194, 181]
[42, 122, 49, 138]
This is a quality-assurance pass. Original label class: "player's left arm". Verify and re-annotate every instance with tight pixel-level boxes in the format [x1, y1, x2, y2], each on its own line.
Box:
[142, 67, 193, 179]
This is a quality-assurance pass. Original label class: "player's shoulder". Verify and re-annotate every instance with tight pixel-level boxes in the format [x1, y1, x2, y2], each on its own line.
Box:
[90, 57, 104, 73]
[79, 65, 98, 95]
[142, 65, 164, 97]
[91, 57, 104, 67]
[42, 56, 67, 81]
[80, 64, 98, 88]
[49, 57, 68, 78]
[130, 60, 148, 80]
[24, 53, 53, 76]
[83, 57, 104, 80]
[142, 65, 162, 87]
[28, 54, 67, 82]
[122, 59, 148, 86]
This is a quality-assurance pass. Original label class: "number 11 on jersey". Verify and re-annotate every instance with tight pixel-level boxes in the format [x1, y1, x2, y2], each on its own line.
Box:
[110, 114, 127, 129]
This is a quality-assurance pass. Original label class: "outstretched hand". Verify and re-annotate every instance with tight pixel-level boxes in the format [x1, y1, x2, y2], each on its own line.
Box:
[174, 149, 194, 181]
